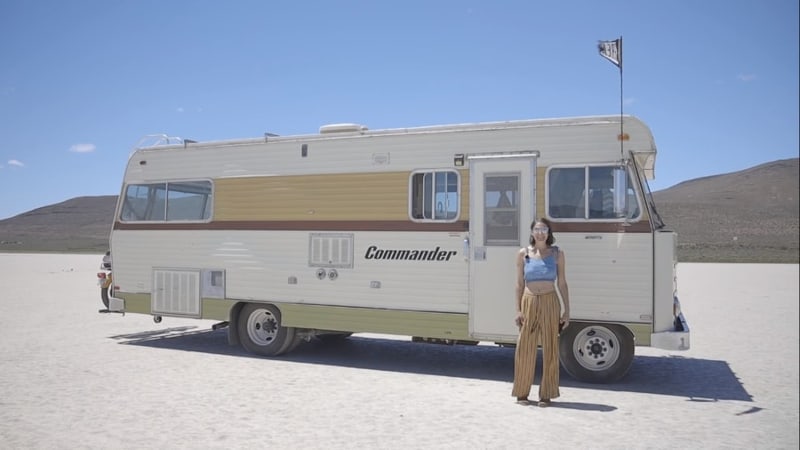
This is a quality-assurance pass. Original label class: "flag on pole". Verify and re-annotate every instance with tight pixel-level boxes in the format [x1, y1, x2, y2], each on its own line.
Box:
[598, 38, 622, 68]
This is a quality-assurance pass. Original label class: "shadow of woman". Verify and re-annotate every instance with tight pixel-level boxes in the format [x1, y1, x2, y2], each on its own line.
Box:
[517, 400, 616, 412]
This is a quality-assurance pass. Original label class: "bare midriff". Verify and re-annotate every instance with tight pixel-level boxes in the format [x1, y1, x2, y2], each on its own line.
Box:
[525, 280, 556, 295]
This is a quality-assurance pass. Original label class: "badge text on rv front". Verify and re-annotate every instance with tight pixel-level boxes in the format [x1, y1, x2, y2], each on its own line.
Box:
[364, 246, 457, 261]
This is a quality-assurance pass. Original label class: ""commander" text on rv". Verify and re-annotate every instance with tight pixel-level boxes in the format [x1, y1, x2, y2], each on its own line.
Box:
[364, 245, 457, 262]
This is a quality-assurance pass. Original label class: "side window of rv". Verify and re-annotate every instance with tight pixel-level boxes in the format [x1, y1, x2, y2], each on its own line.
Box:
[410, 170, 459, 221]
[547, 166, 640, 220]
[166, 181, 213, 220]
[121, 181, 212, 222]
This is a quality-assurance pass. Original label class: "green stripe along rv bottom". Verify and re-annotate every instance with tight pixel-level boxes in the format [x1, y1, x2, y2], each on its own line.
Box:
[116, 293, 652, 345]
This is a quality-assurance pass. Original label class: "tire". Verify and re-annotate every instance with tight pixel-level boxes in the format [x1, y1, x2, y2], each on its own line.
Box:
[100, 272, 113, 309]
[559, 322, 634, 383]
[100, 286, 111, 309]
[285, 334, 305, 353]
[237, 303, 296, 357]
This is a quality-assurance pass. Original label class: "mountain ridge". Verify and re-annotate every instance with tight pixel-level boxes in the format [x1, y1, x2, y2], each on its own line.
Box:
[651, 157, 798, 262]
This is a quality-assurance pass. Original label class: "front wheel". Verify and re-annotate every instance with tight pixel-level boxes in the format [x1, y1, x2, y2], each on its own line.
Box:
[237, 303, 296, 357]
[100, 273, 113, 309]
[100, 285, 112, 309]
[559, 323, 634, 383]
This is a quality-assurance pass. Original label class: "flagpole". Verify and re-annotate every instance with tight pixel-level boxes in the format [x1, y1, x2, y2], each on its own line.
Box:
[618, 36, 624, 161]
[598, 36, 625, 160]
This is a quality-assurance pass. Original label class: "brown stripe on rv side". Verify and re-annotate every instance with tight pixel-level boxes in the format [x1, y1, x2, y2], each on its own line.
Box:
[550, 221, 652, 233]
[113, 220, 470, 232]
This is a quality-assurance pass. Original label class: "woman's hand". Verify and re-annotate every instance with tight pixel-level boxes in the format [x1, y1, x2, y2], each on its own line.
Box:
[560, 312, 570, 330]
[515, 312, 525, 329]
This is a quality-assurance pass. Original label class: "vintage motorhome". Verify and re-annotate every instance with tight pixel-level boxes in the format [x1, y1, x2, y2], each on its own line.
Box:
[107, 115, 690, 383]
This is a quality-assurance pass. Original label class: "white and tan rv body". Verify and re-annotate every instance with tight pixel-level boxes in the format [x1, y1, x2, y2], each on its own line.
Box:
[108, 115, 689, 383]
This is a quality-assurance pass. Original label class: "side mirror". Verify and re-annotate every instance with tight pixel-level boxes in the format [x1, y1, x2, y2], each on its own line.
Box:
[613, 167, 628, 218]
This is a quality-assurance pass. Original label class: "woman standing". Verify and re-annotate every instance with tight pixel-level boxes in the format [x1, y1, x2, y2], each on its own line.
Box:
[511, 218, 570, 407]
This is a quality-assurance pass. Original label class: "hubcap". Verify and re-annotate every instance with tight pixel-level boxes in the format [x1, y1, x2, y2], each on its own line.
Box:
[572, 326, 621, 371]
[247, 309, 279, 346]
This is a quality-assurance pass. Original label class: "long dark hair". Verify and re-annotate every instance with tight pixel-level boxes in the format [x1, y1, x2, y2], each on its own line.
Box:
[529, 218, 555, 246]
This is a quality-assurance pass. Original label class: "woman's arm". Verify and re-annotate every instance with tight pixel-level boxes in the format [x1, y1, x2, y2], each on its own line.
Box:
[516, 249, 526, 312]
[557, 249, 570, 323]
[515, 249, 526, 326]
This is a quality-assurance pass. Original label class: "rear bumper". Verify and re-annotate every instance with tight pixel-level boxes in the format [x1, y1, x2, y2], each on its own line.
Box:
[108, 296, 125, 312]
[650, 312, 690, 350]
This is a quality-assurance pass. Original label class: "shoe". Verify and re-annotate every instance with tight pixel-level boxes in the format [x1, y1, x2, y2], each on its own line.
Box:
[516, 396, 530, 404]
[538, 399, 551, 407]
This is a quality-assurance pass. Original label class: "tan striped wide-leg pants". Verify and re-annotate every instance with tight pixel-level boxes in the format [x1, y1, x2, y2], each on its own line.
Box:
[511, 291, 561, 400]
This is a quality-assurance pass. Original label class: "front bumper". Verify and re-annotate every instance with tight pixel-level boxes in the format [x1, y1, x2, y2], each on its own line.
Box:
[650, 311, 690, 351]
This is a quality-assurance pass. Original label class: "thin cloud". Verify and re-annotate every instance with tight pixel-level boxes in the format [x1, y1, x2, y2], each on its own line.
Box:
[737, 74, 756, 82]
[176, 106, 204, 113]
[69, 143, 96, 153]
[8, 159, 25, 167]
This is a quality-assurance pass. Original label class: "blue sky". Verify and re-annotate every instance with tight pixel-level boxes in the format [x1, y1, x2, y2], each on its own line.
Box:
[1, 0, 798, 220]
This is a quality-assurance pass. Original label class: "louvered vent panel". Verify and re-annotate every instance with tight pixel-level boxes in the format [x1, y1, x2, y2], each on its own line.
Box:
[309, 233, 354, 268]
[152, 269, 201, 317]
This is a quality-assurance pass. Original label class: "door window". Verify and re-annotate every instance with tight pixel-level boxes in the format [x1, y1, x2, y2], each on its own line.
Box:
[484, 174, 520, 245]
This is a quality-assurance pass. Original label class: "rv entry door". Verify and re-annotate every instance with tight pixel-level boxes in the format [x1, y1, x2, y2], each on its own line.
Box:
[468, 153, 537, 341]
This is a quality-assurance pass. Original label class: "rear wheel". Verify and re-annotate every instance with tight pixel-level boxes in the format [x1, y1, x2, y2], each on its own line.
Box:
[559, 323, 634, 383]
[238, 304, 296, 356]
[100, 285, 112, 309]
[285, 334, 306, 353]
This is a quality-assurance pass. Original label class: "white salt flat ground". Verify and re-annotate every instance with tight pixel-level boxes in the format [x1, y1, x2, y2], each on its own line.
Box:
[0, 253, 797, 449]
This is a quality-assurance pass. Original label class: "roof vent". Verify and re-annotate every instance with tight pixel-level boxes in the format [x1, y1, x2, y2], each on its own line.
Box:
[319, 123, 368, 134]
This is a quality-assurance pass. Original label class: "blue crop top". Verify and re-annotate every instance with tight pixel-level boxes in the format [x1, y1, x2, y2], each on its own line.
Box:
[523, 247, 558, 282]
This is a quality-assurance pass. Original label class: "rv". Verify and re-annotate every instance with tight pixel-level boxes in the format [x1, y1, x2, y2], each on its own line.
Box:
[107, 115, 690, 383]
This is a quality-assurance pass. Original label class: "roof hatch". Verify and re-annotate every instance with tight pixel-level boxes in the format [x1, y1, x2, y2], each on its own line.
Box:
[319, 123, 368, 134]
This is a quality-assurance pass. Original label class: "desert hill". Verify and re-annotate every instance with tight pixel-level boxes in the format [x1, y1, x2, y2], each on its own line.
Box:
[652, 158, 798, 263]
[0, 196, 117, 253]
